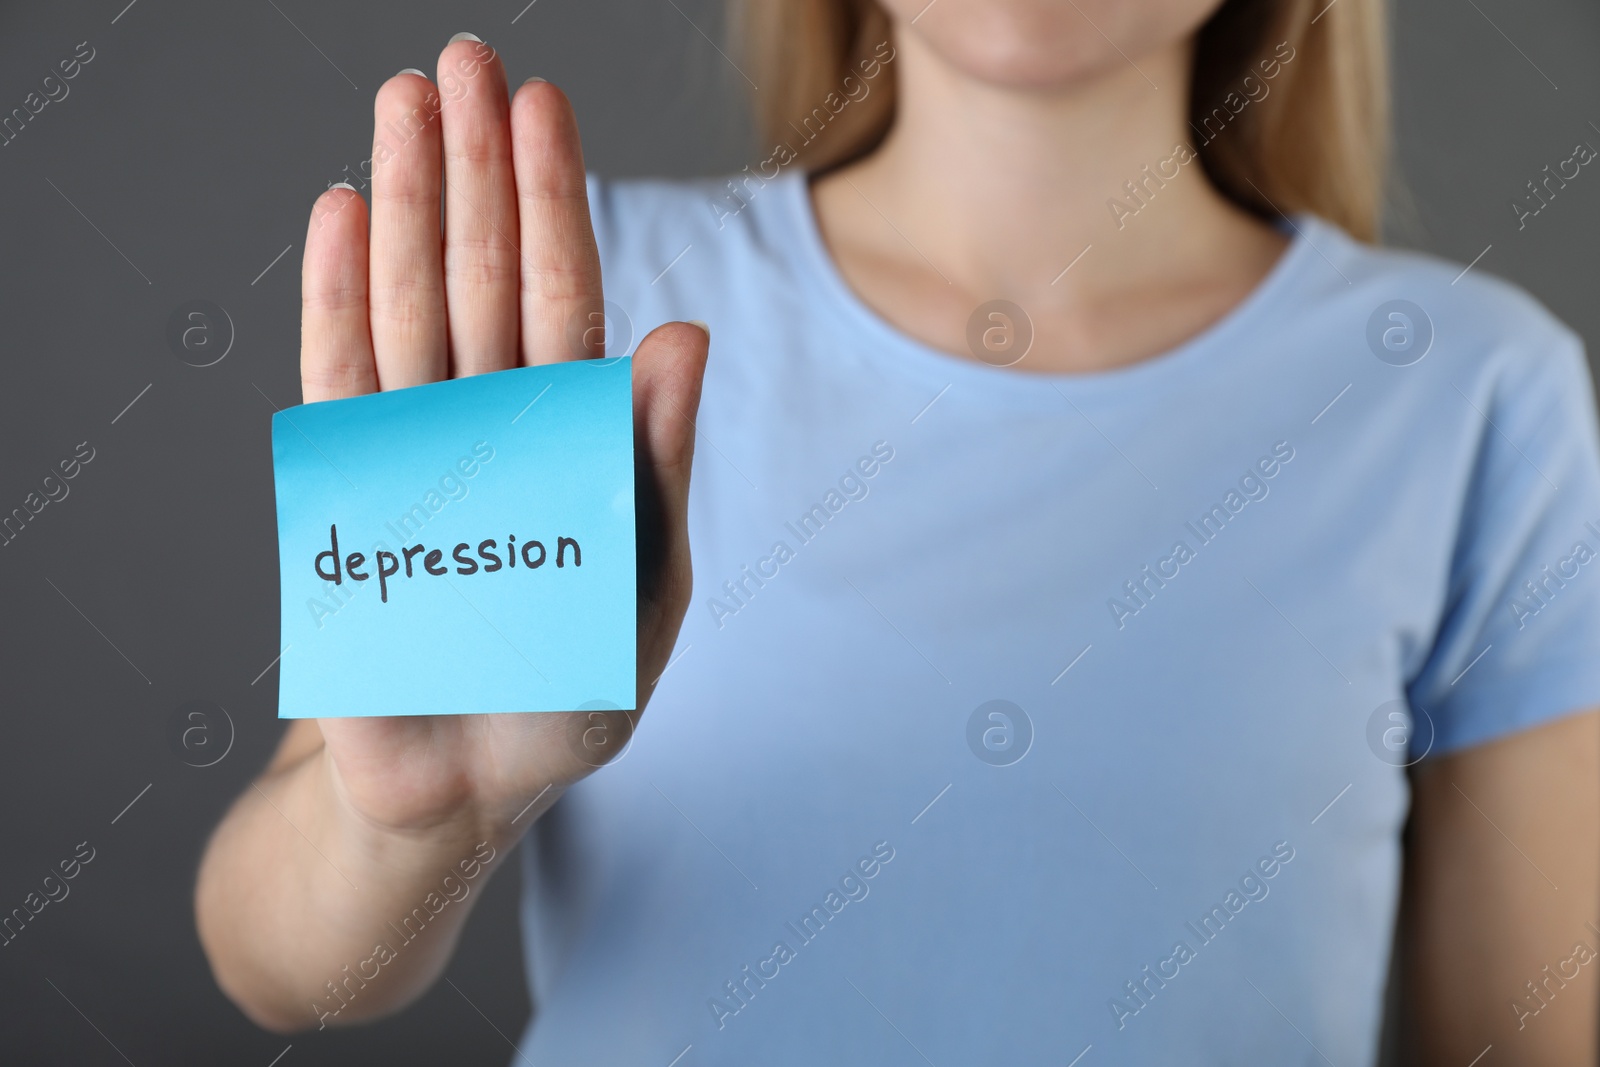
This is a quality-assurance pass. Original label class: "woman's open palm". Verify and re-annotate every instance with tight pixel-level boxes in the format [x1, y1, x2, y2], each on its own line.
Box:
[294, 36, 707, 837]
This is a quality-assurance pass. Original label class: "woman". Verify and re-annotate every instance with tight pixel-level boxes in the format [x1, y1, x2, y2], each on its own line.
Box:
[196, 0, 1600, 1062]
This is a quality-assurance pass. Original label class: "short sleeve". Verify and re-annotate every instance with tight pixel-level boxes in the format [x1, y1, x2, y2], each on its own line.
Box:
[1408, 333, 1600, 756]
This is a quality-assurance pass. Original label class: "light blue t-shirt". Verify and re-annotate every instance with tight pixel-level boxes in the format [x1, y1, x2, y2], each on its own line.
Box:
[514, 172, 1600, 1065]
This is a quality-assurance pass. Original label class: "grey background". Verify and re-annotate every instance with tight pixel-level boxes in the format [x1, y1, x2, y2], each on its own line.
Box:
[0, 0, 1595, 1064]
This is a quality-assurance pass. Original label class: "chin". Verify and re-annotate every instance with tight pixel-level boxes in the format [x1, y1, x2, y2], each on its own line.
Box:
[878, 0, 1224, 90]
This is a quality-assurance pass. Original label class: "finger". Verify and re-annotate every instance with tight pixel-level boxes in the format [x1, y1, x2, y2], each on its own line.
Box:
[368, 71, 448, 389]
[632, 321, 710, 612]
[634, 321, 710, 510]
[301, 185, 377, 403]
[510, 80, 603, 364]
[437, 37, 519, 377]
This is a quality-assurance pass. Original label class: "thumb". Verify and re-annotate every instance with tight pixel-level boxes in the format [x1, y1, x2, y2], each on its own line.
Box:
[631, 320, 709, 612]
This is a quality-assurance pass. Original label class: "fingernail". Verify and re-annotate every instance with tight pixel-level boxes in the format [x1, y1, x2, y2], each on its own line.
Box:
[688, 320, 711, 339]
[329, 182, 357, 192]
[397, 68, 428, 78]
[449, 32, 482, 44]
[524, 76, 547, 84]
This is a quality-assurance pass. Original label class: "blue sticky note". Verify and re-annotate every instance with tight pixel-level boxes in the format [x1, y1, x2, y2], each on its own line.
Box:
[271, 359, 636, 718]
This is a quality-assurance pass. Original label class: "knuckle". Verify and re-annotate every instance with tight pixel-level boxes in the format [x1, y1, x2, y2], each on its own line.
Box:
[370, 282, 445, 335]
[302, 287, 366, 315]
[447, 257, 520, 291]
[519, 261, 601, 302]
[443, 138, 511, 168]
[372, 182, 442, 211]
[445, 233, 518, 277]
[301, 358, 372, 396]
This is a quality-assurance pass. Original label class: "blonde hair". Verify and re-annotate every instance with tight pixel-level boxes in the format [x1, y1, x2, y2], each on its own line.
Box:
[733, 0, 1390, 241]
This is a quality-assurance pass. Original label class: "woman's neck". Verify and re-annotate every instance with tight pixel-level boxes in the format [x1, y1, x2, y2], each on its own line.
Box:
[811, 26, 1288, 374]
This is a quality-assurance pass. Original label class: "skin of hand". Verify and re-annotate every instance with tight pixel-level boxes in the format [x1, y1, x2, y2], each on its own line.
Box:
[196, 35, 706, 1031]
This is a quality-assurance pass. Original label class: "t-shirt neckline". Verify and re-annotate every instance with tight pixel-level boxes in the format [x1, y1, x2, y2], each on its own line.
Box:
[776, 170, 1325, 404]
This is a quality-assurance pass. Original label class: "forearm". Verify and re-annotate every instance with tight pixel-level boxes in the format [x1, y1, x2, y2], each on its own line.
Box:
[195, 745, 551, 1032]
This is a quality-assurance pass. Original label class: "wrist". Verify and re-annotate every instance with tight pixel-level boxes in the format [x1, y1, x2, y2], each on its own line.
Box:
[311, 748, 538, 883]
[312, 751, 499, 883]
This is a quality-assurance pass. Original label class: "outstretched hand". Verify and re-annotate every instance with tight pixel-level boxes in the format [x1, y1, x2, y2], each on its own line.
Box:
[296, 35, 707, 838]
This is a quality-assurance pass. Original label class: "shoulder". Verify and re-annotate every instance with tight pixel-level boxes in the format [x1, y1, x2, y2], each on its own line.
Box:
[1299, 215, 1589, 399]
[584, 171, 805, 293]
[584, 172, 730, 250]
